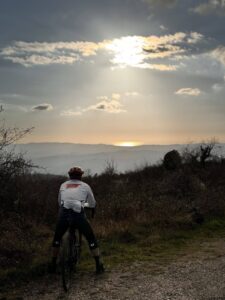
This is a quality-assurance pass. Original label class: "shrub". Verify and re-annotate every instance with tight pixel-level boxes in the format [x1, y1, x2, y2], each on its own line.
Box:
[163, 150, 181, 170]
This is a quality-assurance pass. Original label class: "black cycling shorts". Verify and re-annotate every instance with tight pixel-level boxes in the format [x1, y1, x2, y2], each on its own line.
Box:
[52, 207, 98, 250]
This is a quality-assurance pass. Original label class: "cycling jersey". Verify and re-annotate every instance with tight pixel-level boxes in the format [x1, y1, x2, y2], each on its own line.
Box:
[58, 179, 96, 213]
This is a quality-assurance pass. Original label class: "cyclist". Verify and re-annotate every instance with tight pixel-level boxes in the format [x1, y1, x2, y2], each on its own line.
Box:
[49, 166, 104, 274]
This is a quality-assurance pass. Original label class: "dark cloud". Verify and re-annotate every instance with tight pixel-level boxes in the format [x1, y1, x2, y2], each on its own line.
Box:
[143, 45, 172, 53]
[32, 103, 53, 111]
[96, 104, 106, 110]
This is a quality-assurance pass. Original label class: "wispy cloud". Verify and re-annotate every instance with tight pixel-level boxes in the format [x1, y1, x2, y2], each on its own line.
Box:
[6, 55, 78, 67]
[1, 40, 106, 67]
[140, 63, 178, 71]
[143, 0, 178, 8]
[175, 88, 202, 96]
[32, 103, 53, 111]
[160, 25, 168, 31]
[212, 83, 224, 92]
[211, 46, 225, 66]
[61, 94, 126, 116]
[192, 0, 225, 15]
[0, 32, 204, 71]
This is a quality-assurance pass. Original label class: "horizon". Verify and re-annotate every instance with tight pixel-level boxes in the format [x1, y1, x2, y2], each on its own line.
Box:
[17, 140, 225, 146]
[1, 1, 225, 145]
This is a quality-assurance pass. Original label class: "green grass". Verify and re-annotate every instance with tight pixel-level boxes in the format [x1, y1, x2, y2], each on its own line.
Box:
[79, 217, 225, 272]
[1, 217, 225, 291]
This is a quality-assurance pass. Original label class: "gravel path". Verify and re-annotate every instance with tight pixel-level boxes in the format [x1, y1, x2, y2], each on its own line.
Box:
[3, 239, 225, 300]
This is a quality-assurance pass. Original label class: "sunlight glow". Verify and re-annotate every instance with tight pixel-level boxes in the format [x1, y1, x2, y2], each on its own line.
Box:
[106, 36, 145, 68]
[115, 141, 141, 147]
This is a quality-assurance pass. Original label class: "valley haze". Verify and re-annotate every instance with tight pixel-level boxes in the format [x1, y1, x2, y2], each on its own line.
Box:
[15, 143, 225, 175]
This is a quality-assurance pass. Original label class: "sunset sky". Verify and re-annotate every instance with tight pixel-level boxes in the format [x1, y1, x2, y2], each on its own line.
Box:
[0, 0, 225, 145]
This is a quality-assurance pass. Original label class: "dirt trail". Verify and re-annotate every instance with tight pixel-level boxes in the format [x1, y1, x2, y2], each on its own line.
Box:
[3, 239, 225, 300]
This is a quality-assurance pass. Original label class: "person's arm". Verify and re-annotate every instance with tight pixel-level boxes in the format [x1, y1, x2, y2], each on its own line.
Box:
[85, 185, 96, 208]
[58, 186, 63, 207]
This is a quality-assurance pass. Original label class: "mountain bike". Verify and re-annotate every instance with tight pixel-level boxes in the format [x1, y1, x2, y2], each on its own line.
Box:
[59, 226, 82, 292]
[59, 207, 95, 292]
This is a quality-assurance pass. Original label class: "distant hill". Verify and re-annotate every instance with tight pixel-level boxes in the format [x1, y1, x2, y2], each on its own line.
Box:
[14, 143, 225, 175]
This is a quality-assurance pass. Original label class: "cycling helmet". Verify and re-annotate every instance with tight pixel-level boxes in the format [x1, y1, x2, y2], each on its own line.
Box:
[68, 166, 84, 177]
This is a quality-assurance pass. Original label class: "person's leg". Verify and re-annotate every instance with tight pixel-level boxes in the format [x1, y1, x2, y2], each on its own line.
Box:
[76, 213, 104, 273]
[50, 209, 69, 272]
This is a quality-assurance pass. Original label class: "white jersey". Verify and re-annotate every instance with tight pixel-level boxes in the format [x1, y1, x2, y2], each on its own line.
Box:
[58, 179, 96, 213]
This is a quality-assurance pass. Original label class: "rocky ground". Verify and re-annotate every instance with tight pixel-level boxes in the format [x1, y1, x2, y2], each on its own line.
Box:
[2, 238, 225, 300]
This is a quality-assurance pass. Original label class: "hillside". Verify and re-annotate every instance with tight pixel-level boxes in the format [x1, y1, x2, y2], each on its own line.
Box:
[15, 143, 225, 175]
[1, 142, 225, 293]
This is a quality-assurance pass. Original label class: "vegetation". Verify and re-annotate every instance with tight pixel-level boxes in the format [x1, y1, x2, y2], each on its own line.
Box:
[0, 110, 225, 288]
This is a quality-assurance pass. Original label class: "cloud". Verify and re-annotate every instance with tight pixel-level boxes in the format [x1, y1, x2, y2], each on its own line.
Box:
[86, 94, 125, 113]
[137, 63, 178, 71]
[211, 46, 225, 66]
[1, 40, 105, 67]
[1, 41, 105, 56]
[61, 94, 126, 116]
[106, 32, 202, 70]
[212, 83, 224, 92]
[175, 88, 202, 96]
[32, 103, 53, 111]
[160, 25, 168, 31]
[0, 32, 204, 70]
[187, 32, 204, 44]
[192, 0, 225, 15]
[5, 55, 78, 67]
[143, 0, 178, 8]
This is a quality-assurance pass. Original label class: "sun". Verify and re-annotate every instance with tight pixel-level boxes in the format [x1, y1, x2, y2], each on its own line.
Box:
[106, 36, 145, 67]
[115, 141, 141, 147]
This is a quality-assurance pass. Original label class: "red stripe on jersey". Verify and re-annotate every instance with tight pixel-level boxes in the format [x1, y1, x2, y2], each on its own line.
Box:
[66, 184, 81, 189]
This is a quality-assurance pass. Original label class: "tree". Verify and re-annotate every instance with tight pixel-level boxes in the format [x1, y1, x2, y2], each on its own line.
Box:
[182, 138, 217, 167]
[200, 139, 216, 167]
[0, 108, 34, 212]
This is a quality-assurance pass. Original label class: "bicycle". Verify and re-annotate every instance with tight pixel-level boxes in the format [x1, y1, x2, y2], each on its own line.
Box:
[59, 206, 95, 292]
[59, 226, 82, 292]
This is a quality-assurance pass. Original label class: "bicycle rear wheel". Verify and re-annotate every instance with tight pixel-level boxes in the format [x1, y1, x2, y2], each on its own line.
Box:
[60, 231, 73, 292]
[74, 230, 82, 265]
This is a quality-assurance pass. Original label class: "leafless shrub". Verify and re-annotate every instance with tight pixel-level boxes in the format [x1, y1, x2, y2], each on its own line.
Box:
[0, 108, 35, 212]
[102, 159, 117, 176]
[182, 138, 218, 167]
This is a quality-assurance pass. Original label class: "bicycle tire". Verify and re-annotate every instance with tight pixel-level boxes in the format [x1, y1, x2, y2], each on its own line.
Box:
[60, 231, 73, 292]
[74, 230, 82, 265]
[60, 230, 82, 292]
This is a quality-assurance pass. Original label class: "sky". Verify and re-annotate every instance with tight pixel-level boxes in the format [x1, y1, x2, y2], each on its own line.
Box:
[0, 0, 225, 145]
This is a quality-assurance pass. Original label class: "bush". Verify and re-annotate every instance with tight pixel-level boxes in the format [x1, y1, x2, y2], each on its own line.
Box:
[163, 150, 181, 170]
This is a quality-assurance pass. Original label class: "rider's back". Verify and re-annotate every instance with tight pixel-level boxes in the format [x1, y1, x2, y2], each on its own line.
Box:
[59, 179, 96, 212]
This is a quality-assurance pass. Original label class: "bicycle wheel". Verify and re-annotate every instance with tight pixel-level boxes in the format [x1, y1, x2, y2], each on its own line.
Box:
[74, 230, 82, 266]
[60, 231, 74, 292]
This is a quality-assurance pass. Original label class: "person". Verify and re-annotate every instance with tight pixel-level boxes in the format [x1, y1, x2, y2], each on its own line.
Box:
[49, 166, 104, 274]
